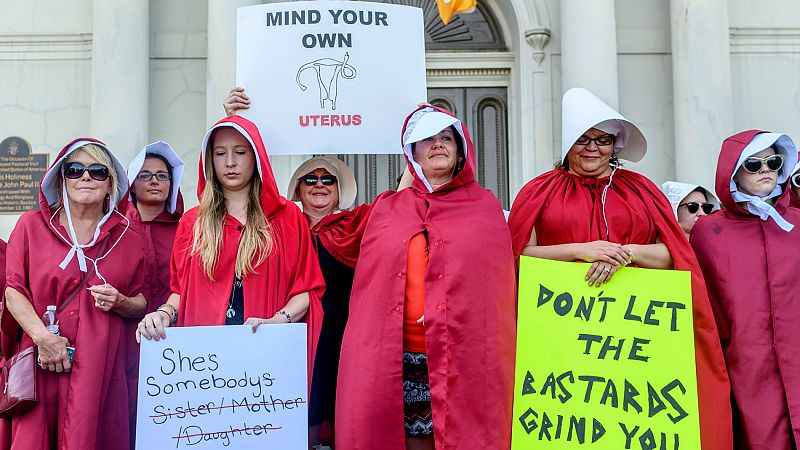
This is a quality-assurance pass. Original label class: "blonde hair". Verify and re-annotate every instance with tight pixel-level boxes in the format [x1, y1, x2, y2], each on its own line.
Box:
[191, 137, 272, 280]
[50, 143, 119, 208]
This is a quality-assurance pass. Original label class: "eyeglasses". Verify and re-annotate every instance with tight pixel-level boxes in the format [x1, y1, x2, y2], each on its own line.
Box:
[136, 171, 171, 182]
[63, 162, 110, 181]
[301, 174, 337, 186]
[679, 202, 714, 214]
[574, 134, 615, 147]
[742, 154, 784, 173]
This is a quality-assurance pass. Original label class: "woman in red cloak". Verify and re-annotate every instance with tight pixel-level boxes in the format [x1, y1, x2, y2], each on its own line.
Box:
[2, 139, 150, 450]
[136, 115, 324, 386]
[333, 105, 516, 450]
[691, 130, 800, 449]
[126, 141, 185, 306]
[124, 140, 185, 445]
[508, 88, 733, 449]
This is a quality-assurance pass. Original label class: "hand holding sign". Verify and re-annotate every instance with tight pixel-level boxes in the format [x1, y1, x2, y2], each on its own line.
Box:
[236, 1, 426, 155]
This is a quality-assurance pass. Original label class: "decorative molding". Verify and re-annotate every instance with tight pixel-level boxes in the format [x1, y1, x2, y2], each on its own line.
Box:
[426, 67, 511, 87]
[730, 27, 800, 54]
[0, 33, 92, 61]
[525, 27, 551, 66]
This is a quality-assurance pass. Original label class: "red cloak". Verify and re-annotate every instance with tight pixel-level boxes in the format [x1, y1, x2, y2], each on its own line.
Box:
[334, 106, 517, 449]
[0, 138, 149, 450]
[508, 168, 733, 450]
[125, 194, 183, 306]
[691, 130, 800, 449]
[169, 115, 324, 385]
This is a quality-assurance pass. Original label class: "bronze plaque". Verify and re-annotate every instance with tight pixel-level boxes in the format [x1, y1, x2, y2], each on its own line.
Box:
[0, 137, 49, 214]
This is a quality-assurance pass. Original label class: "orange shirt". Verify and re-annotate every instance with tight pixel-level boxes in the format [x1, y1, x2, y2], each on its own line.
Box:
[403, 232, 428, 353]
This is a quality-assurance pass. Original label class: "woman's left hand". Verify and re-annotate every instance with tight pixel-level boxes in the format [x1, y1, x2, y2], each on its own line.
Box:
[585, 261, 621, 287]
[244, 316, 285, 333]
[88, 284, 124, 312]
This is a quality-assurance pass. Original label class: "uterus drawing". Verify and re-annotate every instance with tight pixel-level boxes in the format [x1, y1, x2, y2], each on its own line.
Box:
[296, 53, 357, 110]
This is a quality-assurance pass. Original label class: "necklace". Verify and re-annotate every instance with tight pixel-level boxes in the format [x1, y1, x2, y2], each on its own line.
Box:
[226, 276, 243, 318]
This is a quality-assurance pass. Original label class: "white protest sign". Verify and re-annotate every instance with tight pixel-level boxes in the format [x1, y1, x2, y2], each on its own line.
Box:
[135, 324, 308, 449]
[236, 1, 427, 155]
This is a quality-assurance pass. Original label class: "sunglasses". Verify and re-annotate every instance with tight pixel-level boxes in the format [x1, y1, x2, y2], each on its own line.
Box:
[137, 171, 171, 182]
[63, 162, 110, 181]
[792, 173, 800, 189]
[679, 202, 714, 214]
[301, 174, 337, 186]
[742, 154, 784, 173]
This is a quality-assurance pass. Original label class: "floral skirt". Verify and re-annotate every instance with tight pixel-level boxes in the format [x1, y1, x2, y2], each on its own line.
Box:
[403, 352, 433, 437]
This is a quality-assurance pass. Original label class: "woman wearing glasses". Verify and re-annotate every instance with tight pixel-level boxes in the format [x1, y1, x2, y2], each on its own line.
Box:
[126, 142, 185, 306]
[691, 130, 800, 449]
[2, 139, 150, 449]
[285, 156, 359, 446]
[661, 181, 720, 239]
[508, 88, 732, 449]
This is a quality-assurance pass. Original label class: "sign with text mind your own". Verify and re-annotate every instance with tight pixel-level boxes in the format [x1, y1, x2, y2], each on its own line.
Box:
[136, 324, 308, 449]
[237, 1, 427, 155]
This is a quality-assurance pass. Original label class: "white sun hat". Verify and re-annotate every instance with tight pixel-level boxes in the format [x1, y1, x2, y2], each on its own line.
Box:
[287, 156, 357, 210]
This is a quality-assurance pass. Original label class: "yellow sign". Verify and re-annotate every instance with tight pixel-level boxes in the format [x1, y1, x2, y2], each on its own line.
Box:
[512, 257, 700, 450]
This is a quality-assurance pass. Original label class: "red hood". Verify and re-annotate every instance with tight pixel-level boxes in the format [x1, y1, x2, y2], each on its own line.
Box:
[39, 137, 131, 221]
[715, 129, 796, 215]
[400, 105, 475, 193]
[199, 115, 287, 219]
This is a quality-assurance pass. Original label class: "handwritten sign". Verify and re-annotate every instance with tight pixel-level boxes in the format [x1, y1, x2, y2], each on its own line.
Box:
[236, 1, 426, 155]
[136, 325, 308, 449]
[512, 257, 700, 450]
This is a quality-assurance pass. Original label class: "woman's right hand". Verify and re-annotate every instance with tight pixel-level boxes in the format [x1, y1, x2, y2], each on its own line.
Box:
[575, 240, 632, 266]
[223, 87, 250, 116]
[35, 332, 71, 373]
[136, 310, 171, 343]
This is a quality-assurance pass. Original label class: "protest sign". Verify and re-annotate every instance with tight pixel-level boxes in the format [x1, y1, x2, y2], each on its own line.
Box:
[236, 1, 427, 155]
[136, 324, 308, 449]
[512, 257, 700, 450]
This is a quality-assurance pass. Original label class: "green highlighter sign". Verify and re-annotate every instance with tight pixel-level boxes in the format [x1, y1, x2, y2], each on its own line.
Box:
[512, 257, 700, 450]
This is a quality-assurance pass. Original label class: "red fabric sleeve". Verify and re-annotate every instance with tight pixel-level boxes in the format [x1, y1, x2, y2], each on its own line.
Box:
[317, 193, 393, 268]
[1, 215, 34, 358]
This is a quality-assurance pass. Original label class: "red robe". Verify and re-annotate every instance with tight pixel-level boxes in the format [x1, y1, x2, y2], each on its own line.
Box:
[0, 138, 149, 450]
[169, 115, 324, 386]
[123, 195, 183, 447]
[508, 168, 733, 450]
[691, 130, 800, 449]
[334, 106, 517, 449]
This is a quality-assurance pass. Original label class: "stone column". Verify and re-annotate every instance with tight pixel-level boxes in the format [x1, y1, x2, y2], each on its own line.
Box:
[206, 0, 261, 127]
[670, 0, 733, 191]
[560, 0, 619, 108]
[90, 0, 149, 159]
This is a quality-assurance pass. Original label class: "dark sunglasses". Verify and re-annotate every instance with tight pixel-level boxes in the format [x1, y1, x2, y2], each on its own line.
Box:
[792, 173, 800, 189]
[137, 171, 171, 182]
[679, 202, 714, 214]
[63, 162, 110, 181]
[301, 174, 337, 186]
[742, 154, 783, 173]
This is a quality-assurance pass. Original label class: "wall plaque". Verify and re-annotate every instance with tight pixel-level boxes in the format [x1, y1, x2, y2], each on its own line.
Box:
[0, 137, 49, 214]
